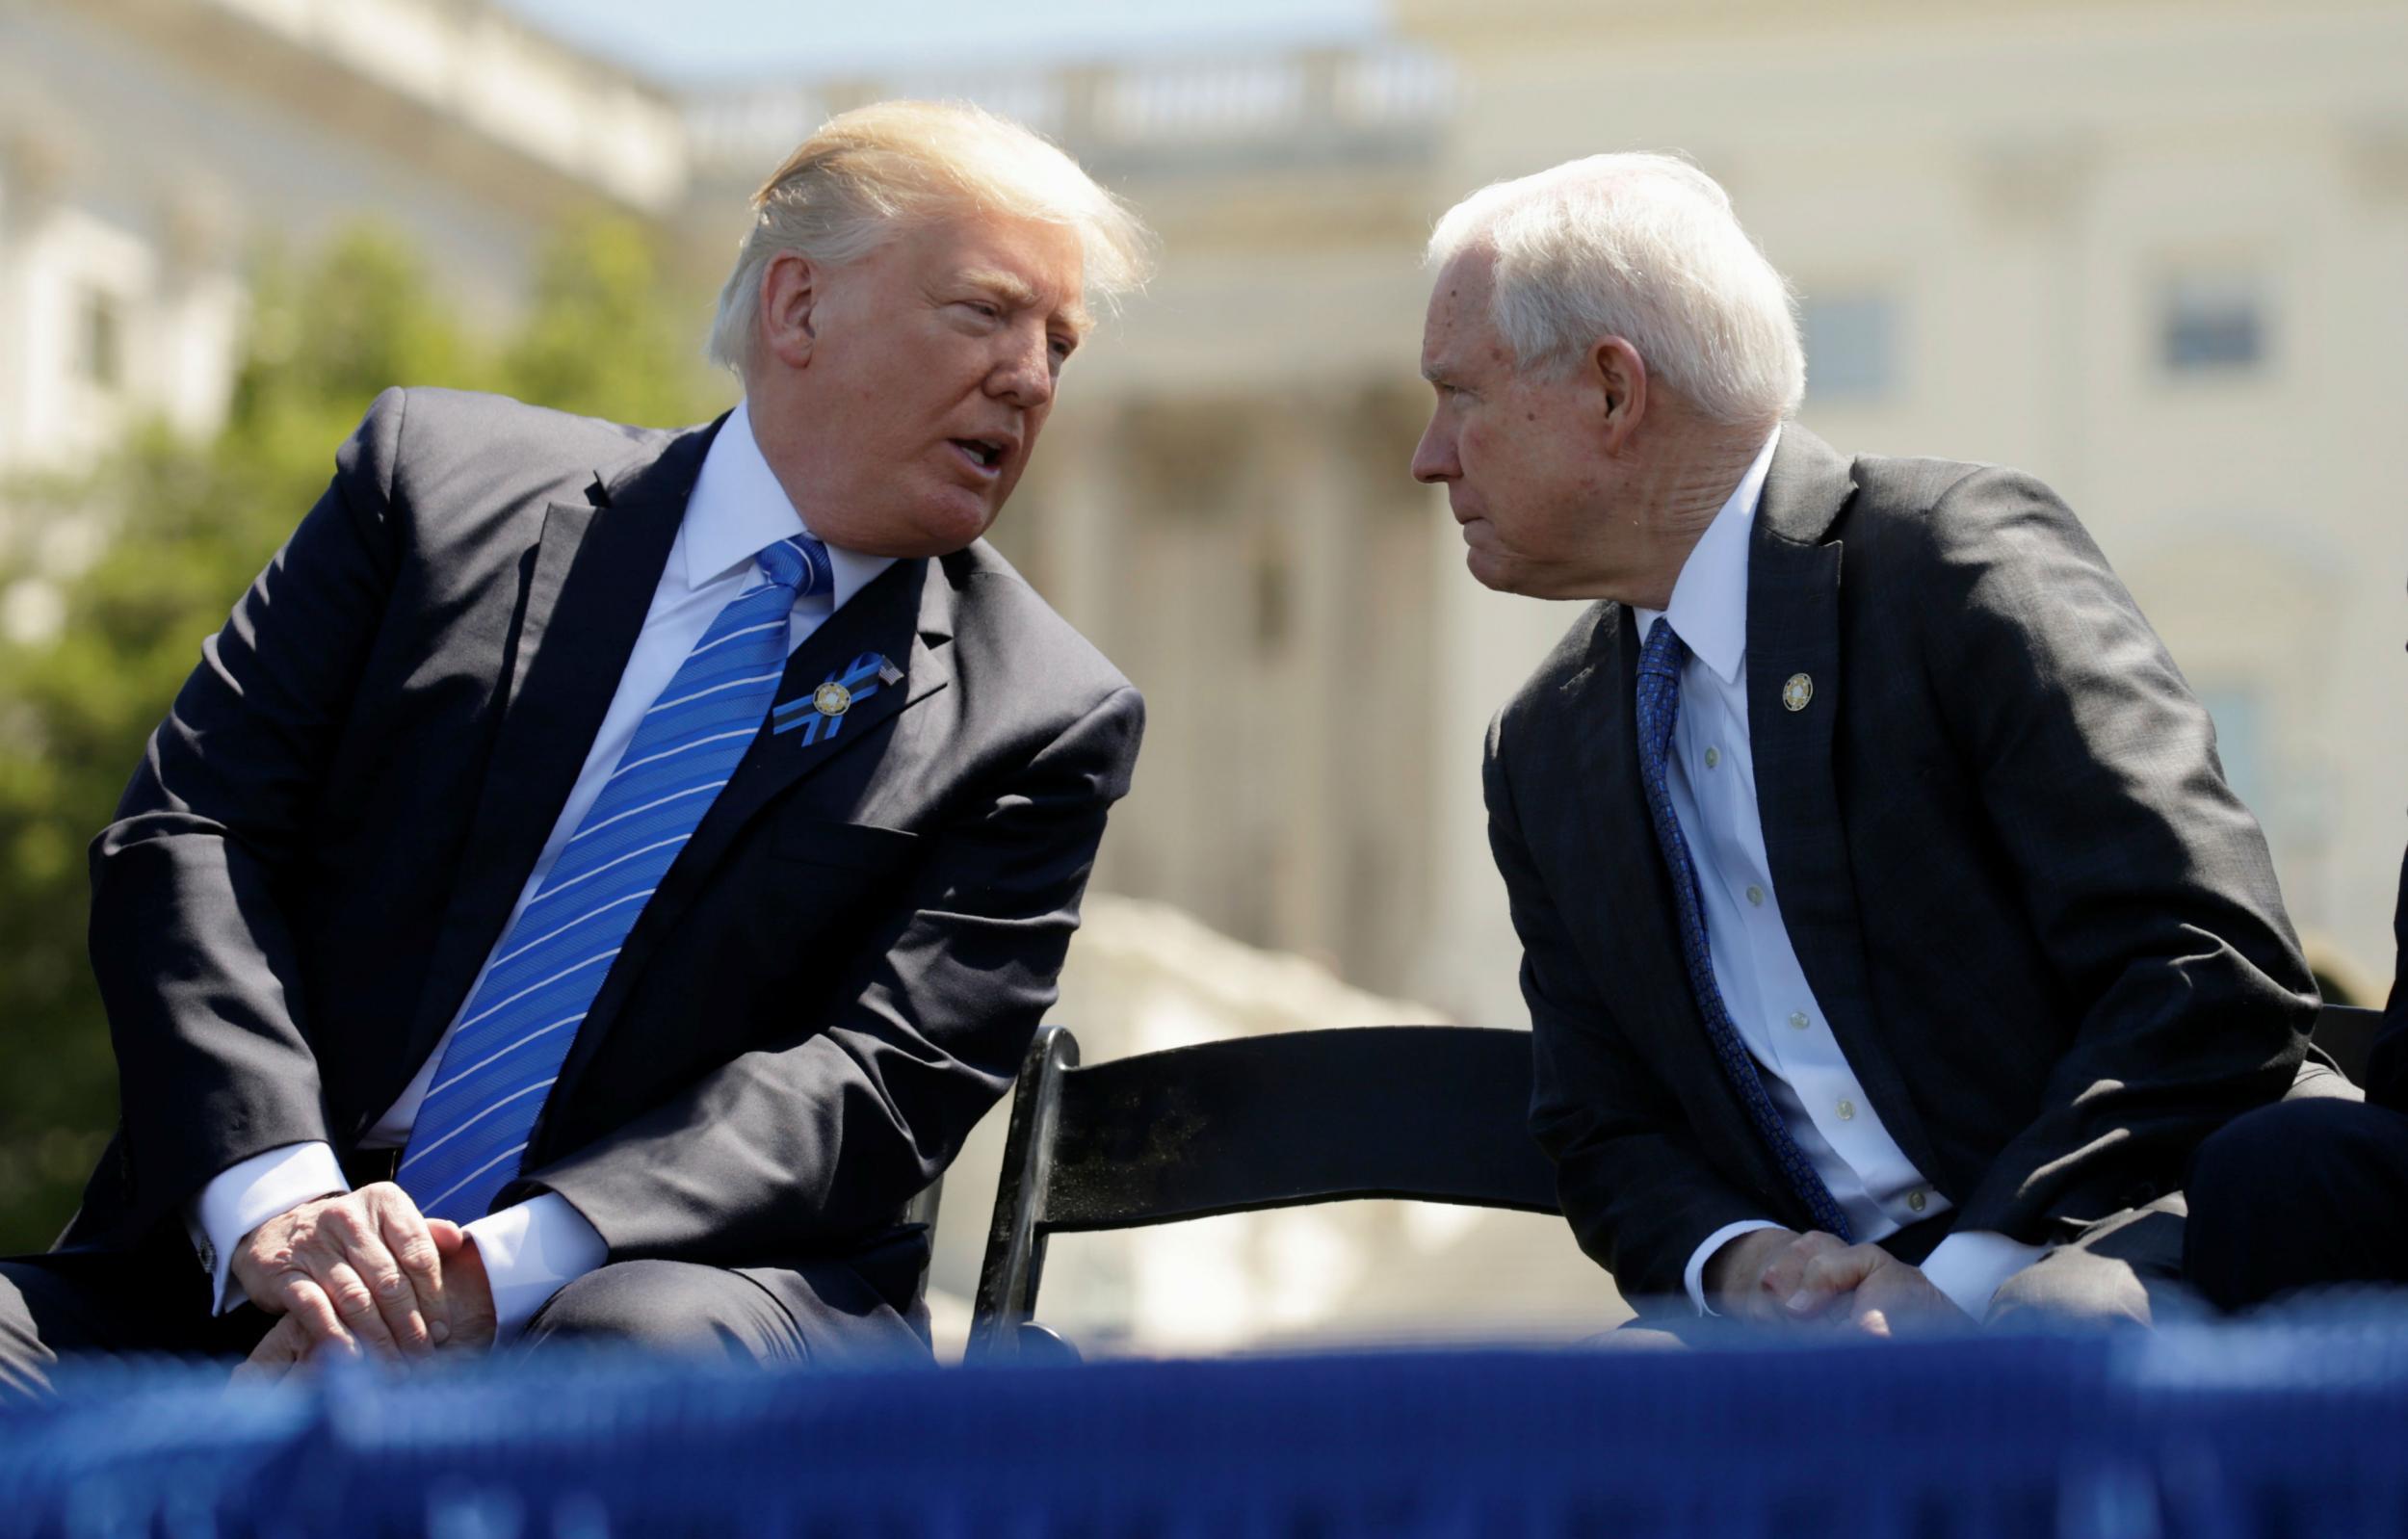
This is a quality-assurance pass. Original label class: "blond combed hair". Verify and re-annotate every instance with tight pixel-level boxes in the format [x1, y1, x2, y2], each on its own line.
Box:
[707, 100, 1153, 378]
[1427, 153, 1804, 427]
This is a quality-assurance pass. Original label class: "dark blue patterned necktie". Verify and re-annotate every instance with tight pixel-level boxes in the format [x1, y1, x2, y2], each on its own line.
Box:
[399, 535, 832, 1221]
[1635, 616, 1853, 1240]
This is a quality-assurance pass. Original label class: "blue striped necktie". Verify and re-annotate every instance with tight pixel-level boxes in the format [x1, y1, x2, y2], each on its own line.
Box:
[399, 534, 833, 1222]
[1634, 616, 1854, 1240]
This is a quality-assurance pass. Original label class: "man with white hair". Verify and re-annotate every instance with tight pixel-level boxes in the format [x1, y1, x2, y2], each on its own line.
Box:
[0, 101, 1148, 1391]
[1419, 153, 2340, 1330]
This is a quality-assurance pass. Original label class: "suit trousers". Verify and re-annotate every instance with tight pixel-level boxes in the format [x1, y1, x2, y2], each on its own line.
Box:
[2184, 1093, 2408, 1310]
[0, 1228, 931, 1400]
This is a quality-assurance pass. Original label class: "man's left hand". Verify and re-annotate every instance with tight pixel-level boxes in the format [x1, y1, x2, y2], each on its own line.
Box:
[1781, 1242, 1972, 1336]
[236, 1220, 498, 1382]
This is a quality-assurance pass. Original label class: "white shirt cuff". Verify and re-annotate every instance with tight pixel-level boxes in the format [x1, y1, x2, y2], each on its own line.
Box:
[1685, 1219, 1787, 1317]
[460, 1193, 609, 1343]
[1919, 1230, 2050, 1322]
[184, 1141, 351, 1316]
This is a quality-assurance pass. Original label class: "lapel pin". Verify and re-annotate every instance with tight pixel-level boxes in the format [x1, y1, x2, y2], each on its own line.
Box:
[773, 653, 893, 743]
[1782, 672, 1814, 712]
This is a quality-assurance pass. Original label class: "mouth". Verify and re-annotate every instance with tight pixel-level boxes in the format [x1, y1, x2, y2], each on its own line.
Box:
[949, 436, 1008, 480]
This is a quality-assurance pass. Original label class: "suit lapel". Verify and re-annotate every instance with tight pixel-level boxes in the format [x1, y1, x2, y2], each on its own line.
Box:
[547, 556, 955, 1107]
[1747, 427, 1946, 1183]
[1560, 604, 1789, 1197]
[1565, 606, 1696, 1048]
[399, 424, 714, 1076]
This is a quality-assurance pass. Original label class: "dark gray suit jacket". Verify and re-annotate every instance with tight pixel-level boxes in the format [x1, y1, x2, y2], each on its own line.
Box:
[2366, 848, 2408, 1111]
[1487, 426, 2315, 1304]
[66, 388, 1142, 1317]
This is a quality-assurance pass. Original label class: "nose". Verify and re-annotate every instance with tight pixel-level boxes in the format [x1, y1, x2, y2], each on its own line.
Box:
[1411, 414, 1457, 484]
[989, 326, 1056, 410]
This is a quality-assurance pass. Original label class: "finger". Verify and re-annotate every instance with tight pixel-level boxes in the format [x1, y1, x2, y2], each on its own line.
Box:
[375, 1192, 451, 1346]
[316, 1261, 401, 1359]
[272, 1274, 357, 1357]
[1759, 1232, 1846, 1303]
[1788, 1248, 1882, 1316]
[1853, 1306, 1894, 1338]
[235, 1317, 307, 1383]
[348, 1228, 433, 1356]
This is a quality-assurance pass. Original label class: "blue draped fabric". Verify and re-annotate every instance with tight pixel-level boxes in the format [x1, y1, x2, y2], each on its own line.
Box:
[7, 1318, 2407, 1537]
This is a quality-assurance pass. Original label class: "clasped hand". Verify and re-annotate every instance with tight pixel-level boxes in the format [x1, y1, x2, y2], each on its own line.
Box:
[1711, 1228, 1970, 1336]
[227, 1182, 496, 1381]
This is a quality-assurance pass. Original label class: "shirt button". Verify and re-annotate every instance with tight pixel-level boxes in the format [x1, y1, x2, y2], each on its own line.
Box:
[1907, 1189, 1928, 1213]
[1745, 885, 1765, 906]
[1788, 1011, 1810, 1030]
[1704, 745, 1720, 770]
[1836, 1098, 1856, 1121]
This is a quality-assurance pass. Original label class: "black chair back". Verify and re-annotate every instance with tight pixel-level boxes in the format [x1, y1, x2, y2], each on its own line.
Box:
[2312, 1001, 2385, 1086]
[968, 1024, 1557, 1361]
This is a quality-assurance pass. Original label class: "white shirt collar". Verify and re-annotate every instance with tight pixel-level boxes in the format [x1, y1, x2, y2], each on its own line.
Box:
[678, 399, 894, 607]
[1633, 425, 1782, 687]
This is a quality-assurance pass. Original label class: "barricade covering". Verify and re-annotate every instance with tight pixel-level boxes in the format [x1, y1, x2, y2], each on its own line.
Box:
[5, 1317, 2406, 1537]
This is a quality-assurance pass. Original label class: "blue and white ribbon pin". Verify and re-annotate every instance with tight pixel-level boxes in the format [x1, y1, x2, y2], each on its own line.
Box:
[772, 653, 898, 744]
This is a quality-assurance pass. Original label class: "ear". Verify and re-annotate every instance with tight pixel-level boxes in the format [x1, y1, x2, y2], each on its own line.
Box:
[758, 252, 820, 371]
[1588, 336, 1649, 454]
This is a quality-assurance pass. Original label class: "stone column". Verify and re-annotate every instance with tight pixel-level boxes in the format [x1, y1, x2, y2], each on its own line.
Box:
[0, 116, 72, 480]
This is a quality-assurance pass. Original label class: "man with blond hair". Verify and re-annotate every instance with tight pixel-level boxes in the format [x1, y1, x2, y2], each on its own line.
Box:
[0, 102, 1149, 1390]
[1418, 153, 2344, 1331]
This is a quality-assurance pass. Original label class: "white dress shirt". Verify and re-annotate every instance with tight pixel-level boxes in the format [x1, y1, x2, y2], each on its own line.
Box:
[187, 400, 895, 1339]
[1635, 426, 2046, 1321]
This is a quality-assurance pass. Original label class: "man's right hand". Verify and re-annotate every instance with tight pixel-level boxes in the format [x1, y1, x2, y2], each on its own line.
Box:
[230, 1183, 452, 1361]
[1705, 1227, 1846, 1323]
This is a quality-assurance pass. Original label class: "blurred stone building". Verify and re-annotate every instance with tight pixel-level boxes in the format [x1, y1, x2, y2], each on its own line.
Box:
[0, 0, 684, 478]
[7, 0, 2407, 1350]
[693, 0, 2408, 1030]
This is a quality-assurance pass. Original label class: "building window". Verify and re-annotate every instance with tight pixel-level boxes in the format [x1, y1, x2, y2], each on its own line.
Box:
[1800, 293, 1896, 404]
[2159, 272, 2267, 375]
[78, 288, 124, 391]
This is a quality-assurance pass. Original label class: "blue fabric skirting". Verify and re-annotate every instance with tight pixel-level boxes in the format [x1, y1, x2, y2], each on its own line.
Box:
[6, 1316, 2408, 1537]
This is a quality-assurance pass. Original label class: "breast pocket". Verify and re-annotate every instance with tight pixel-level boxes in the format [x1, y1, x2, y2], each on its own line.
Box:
[748, 817, 923, 970]
[771, 817, 920, 872]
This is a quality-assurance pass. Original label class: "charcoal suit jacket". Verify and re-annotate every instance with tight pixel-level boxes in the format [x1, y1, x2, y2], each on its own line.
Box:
[64, 387, 1143, 1321]
[2366, 848, 2408, 1112]
[1486, 425, 2316, 1305]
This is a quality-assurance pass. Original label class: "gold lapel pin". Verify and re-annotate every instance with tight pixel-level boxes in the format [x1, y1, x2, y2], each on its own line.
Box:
[812, 682, 852, 717]
[1781, 673, 1814, 712]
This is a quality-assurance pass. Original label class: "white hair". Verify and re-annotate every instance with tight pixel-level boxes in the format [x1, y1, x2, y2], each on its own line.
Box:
[1426, 153, 1804, 426]
[707, 100, 1153, 378]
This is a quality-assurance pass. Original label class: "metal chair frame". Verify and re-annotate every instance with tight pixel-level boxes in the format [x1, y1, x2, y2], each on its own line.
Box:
[967, 1023, 1558, 1362]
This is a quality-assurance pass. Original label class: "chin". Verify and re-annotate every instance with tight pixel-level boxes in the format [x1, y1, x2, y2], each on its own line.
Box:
[1464, 549, 1524, 595]
[903, 493, 1003, 558]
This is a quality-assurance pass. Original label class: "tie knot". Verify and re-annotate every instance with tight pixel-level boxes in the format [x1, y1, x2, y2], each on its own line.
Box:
[1639, 615, 1688, 679]
[757, 535, 832, 599]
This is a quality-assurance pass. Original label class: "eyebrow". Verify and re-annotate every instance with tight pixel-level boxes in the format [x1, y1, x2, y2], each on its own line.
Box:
[961, 268, 1093, 337]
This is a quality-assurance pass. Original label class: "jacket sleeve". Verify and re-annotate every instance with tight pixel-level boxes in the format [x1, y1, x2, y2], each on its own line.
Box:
[509, 683, 1143, 1261]
[1489, 712, 1776, 1304]
[85, 389, 410, 1244]
[1911, 466, 2316, 1236]
[2367, 846, 2408, 1111]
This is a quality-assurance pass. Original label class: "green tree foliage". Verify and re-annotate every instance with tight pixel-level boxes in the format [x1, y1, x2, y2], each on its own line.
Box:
[0, 215, 728, 1250]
